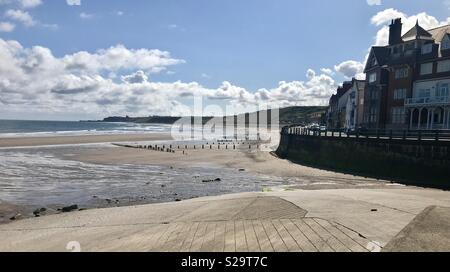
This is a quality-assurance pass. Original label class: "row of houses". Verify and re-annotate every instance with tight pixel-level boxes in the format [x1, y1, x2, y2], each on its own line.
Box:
[327, 18, 450, 131]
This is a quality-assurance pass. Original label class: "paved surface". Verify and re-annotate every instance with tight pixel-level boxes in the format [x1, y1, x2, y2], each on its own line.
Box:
[383, 206, 450, 252]
[0, 188, 449, 252]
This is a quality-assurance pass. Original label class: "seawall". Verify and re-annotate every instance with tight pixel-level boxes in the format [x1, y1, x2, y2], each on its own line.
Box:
[276, 133, 450, 189]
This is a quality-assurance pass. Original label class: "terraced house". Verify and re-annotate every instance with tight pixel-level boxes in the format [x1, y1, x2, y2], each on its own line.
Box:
[362, 18, 450, 131]
[328, 18, 450, 131]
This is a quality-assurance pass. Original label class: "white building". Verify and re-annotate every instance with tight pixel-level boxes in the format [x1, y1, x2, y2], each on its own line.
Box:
[342, 79, 366, 131]
[407, 77, 450, 130]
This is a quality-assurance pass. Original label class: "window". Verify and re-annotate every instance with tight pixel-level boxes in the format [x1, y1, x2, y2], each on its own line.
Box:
[437, 83, 449, 97]
[395, 68, 409, 79]
[370, 90, 378, 100]
[394, 88, 407, 100]
[391, 107, 405, 124]
[419, 89, 431, 98]
[393, 46, 400, 54]
[370, 57, 377, 67]
[370, 107, 378, 123]
[420, 63, 433, 75]
[369, 72, 377, 83]
[360, 98, 364, 105]
[405, 43, 415, 51]
[421, 43, 433, 55]
[437, 60, 450, 73]
[443, 36, 450, 50]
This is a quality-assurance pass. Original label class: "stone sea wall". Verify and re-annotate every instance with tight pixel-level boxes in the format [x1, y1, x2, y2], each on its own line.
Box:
[276, 133, 450, 189]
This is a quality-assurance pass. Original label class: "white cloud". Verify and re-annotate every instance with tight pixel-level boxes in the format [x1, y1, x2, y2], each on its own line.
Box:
[116, 11, 124, 16]
[0, 21, 15, 32]
[0, 0, 42, 8]
[41, 23, 58, 30]
[66, 0, 81, 6]
[5, 9, 36, 26]
[367, 0, 381, 6]
[121, 71, 148, 84]
[371, 9, 450, 46]
[19, 0, 42, 8]
[334, 60, 365, 79]
[63, 44, 185, 74]
[320, 68, 335, 76]
[306, 69, 316, 79]
[80, 12, 94, 19]
[370, 8, 406, 26]
[0, 39, 336, 118]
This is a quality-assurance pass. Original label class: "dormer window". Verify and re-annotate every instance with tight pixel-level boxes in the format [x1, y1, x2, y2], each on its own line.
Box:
[442, 36, 450, 50]
[422, 43, 433, 54]
[370, 57, 377, 67]
[369, 72, 377, 83]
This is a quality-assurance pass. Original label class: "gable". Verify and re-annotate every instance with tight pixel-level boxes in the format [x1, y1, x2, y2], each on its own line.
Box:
[364, 47, 389, 73]
[364, 49, 378, 72]
[444, 35, 450, 42]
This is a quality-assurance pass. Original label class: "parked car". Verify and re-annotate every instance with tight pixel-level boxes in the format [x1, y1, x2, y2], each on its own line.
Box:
[345, 127, 356, 135]
[347, 126, 368, 136]
[309, 125, 320, 131]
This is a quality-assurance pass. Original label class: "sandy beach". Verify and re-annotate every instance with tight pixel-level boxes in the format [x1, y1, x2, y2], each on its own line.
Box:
[0, 133, 172, 148]
[1, 133, 449, 251]
[0, 132, 397, 223]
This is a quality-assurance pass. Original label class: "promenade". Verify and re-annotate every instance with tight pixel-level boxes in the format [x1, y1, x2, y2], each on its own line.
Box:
[1, 187, 449, 252]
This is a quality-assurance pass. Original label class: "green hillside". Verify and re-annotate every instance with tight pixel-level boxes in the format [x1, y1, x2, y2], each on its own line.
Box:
[99, 106, 327, 125]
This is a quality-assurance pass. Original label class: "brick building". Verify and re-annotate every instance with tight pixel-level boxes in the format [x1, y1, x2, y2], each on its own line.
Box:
[325, 18, 450, 131]
[363, 18, 450, 130]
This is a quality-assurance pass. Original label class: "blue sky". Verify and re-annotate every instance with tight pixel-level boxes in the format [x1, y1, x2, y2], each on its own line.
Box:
[1, 0, 450, 120]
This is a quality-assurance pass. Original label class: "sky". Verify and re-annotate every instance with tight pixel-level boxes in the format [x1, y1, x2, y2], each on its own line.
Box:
[0, 0, 450, 120]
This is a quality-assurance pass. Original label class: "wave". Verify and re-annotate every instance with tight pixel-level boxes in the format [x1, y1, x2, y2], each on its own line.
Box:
[0, 121, 173, 138]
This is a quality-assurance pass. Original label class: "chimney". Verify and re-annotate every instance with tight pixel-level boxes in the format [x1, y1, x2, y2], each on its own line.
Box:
[389, 18, 403, 45]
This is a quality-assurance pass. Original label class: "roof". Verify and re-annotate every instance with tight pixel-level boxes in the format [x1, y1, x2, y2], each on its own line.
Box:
[427, 24, 450, 43]
[372, 47, 389, 64]
[329, 94, 338, 104]
[335, 81, 353, 98]
[364, 46, 389, 72]
[402, 21, 433, 41]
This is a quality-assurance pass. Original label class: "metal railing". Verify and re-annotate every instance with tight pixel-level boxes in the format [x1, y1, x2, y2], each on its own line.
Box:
[281, 126, 450, 142]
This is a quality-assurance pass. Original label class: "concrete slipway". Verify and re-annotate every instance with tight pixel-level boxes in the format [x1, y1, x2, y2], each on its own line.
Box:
[0, 188, 449, 252]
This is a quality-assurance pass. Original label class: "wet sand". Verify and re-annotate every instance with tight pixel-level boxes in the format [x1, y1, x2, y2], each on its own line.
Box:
[0, 133, 172, 148]
[70, 144, 397, 190]
[0, 133, 401, 225]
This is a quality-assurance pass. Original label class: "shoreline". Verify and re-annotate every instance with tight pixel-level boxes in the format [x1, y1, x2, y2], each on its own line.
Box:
[0, 133, 173, 148]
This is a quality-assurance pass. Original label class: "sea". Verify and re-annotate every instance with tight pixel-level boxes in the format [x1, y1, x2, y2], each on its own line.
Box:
[0, 119, 172, 138]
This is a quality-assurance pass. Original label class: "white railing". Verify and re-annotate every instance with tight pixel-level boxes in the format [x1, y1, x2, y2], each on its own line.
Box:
[405, 96, 450, 106]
